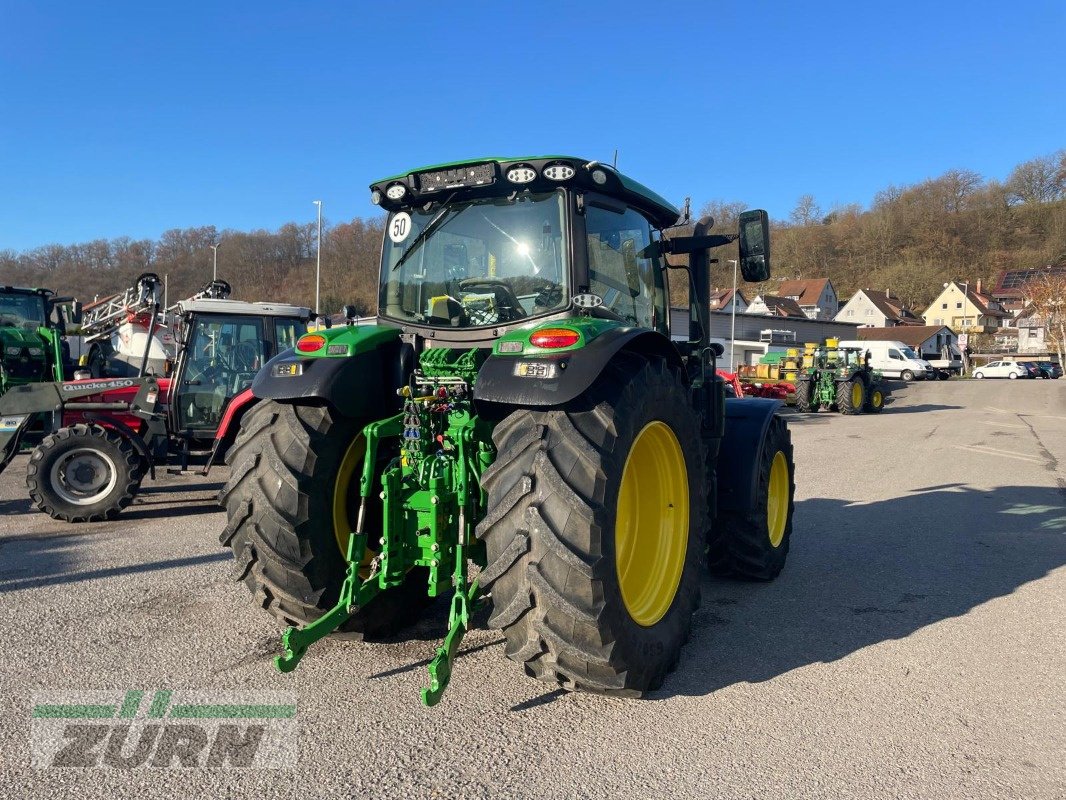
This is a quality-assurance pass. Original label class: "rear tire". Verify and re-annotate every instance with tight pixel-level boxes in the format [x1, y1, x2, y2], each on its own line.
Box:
[476, 354, 706, 695]
[836, 378, 864, 415]
[218, 400, 430, 639]
[707, 415, 795, 580]
[27, 423, 143, 522]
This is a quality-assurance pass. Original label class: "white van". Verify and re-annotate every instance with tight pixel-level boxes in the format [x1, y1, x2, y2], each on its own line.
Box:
[838, 340, 935, 381]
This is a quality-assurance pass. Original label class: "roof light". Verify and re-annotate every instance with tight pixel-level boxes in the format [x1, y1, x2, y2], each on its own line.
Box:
[530, 328, 580, 349]
[370, 190, 382, 205]
[543, 164, 575, 181]
[506, 165, 537, 184]
[386, 183, 406, 200]
[296, 334, 327, 352]
[591, 169, 608, 185]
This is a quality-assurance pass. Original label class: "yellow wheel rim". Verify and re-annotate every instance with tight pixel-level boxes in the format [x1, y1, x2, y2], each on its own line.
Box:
[872, 390, 883, 408]
[615, 421, 689, 627]
[333, 435, 375, 574]
[851, 381, 863, 408]
[767, 451, 789, 548]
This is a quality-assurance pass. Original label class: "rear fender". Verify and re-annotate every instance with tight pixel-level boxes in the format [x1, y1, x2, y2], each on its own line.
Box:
[716, 397, 783, 514]
[474, 326, 683, 408]
[251, 325, 405, 419]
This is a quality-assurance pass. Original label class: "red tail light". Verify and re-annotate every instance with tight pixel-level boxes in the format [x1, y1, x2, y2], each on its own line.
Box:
[529, 328, 581, 349]
[297, 334, 326, 353]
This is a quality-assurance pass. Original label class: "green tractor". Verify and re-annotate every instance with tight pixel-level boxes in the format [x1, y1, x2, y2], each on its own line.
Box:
[0, 286, 81, 396]
[219, 156, 797, 705]
[794, 339, 887, 414]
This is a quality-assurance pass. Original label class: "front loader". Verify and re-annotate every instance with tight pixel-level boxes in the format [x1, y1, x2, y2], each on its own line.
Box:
[219, 155, 797, 705]
[0, 296, 310, 521]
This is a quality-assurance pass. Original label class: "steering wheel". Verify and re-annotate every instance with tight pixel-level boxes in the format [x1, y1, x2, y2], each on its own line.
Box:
[458, 278, 528, 323]
[232, 341, 260, 372]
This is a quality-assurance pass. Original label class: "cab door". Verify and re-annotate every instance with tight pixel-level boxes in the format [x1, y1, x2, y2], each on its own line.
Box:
[174, 314, 265, 434]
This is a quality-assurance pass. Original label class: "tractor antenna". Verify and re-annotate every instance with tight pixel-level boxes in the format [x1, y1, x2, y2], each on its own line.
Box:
[612, 149, 618, 169]
[681, 197, 691, 225]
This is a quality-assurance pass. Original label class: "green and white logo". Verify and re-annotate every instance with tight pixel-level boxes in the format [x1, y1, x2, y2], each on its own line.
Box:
[31, 689, 297, 769]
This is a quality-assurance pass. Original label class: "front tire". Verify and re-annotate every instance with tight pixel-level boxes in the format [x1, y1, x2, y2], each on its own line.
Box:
[794, 378, 813, 412]
[476, 354, 706, 695]
[1008, 372, 1018, 380]
[864, 384, 886, 413]
[901, 369, 915, 381]
[218, 400, 430, 639]
[27, 423, 143, 522]
[707, 415, 795, 580]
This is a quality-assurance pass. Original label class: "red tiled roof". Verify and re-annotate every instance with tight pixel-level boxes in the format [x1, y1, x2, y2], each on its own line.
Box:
[993, 265, 1066, 298]
[777, 278, 833, 307]
[709, 288, 749, 309]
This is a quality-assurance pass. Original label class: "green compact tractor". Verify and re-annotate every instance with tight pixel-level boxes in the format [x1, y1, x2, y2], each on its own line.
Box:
[0, 286, 81, 396]
[794, 339, 886, 414]
[219, 156, 797, 705]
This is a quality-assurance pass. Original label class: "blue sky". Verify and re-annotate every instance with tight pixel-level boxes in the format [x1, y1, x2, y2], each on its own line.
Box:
[1, 1, 1063, 251]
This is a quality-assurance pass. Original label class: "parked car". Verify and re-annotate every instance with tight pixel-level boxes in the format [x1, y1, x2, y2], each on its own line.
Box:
[1016, 361, 1043, 378]
[1035, 361, 1063, 379]
[973, 361, 1028, 380]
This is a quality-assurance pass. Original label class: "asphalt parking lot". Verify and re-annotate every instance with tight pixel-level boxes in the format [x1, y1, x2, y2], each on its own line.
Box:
[1, 379, 1063, 798]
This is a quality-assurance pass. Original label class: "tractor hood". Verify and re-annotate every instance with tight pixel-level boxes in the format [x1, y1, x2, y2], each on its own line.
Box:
[0, 326, 48, 355]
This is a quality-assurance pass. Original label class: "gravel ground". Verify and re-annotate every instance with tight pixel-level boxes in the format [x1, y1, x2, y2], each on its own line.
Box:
[0, 378, 1063, 798]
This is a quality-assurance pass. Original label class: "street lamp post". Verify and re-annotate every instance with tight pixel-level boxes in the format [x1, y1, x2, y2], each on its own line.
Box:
[210, 244, 220, 281]
[313, 200, 323, 315]
[727, 259, 739, 370]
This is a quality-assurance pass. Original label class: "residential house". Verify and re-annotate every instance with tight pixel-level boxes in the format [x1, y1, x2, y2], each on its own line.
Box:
[1015, 304, 1050, 354]
[776, 278, 839, 320]
[709, 288, 749, 313]
[991, 264, 1066, 318]
[745, 294, 807, 318]
[834, 288, 923, 327]
[922, 280, 1008, 331]
[856, 325, 961, 363]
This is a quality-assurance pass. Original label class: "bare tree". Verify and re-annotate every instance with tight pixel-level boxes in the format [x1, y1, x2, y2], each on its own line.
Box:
[1025, 271, 1066, 365]
[789, 194, 823, 226]
[1007, 151, 1066, 205]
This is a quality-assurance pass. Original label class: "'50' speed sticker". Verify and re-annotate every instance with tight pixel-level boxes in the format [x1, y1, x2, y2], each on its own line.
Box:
[389, 212, 412, 244]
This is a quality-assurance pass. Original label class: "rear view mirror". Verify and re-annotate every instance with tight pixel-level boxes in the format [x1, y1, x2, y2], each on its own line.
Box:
[738, 210, 771, 282]
[68, 299, 83, 325]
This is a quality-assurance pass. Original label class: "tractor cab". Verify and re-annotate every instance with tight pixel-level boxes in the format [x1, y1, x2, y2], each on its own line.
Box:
[170, 299, 311, 440]
[0, 286, 80, 393]
[372, 156, 686, 347]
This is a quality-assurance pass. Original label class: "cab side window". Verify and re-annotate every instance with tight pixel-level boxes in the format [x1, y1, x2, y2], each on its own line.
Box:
[584, 204, 666, 333]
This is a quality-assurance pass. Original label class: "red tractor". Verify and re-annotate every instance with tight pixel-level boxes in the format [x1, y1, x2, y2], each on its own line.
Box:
[0, 295, 312, 521]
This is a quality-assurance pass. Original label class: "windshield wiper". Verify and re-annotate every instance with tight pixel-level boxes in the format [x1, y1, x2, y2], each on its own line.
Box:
[392, 195, 460, 272]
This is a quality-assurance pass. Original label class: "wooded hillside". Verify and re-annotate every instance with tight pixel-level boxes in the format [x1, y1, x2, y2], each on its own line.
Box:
[3, 150, 1063, 316]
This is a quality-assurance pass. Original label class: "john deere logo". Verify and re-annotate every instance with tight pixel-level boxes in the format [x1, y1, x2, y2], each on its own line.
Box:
[31, 690, 296, 769]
